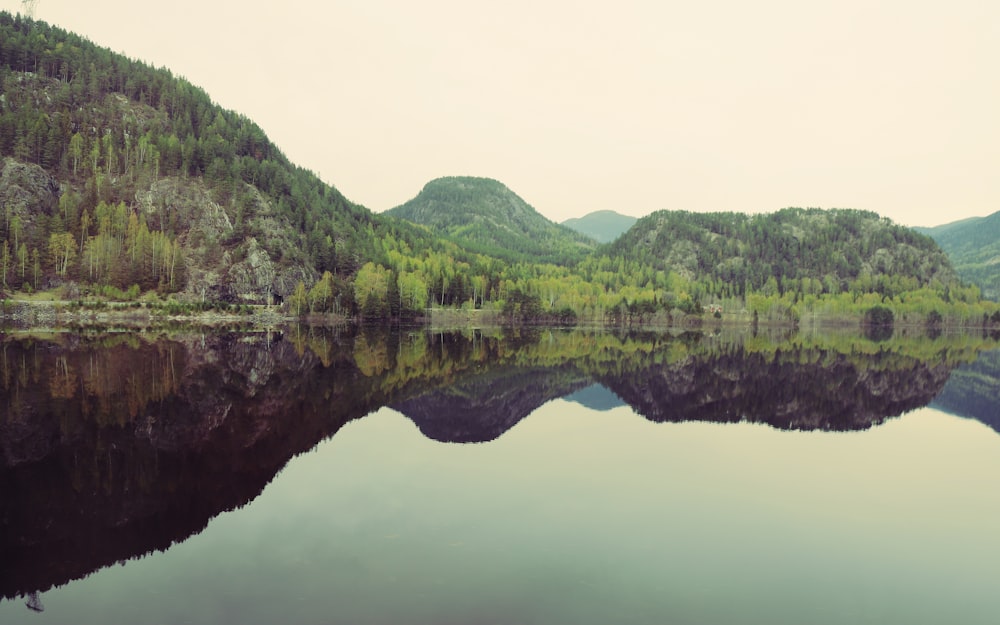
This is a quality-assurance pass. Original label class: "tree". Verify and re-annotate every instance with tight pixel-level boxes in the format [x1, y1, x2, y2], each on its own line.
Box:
[17, 242, 27, 281]
[1, 240, 9, 288]
[863, 305, 895, 341]
[289, 281, 308, 316]
[69, 132, 84, 175]
[48, 231, 76, 276]
[31, 247, 40, 290]
[398, 271, 428, 318]
[10, 215, 22, 251]
[308, 271, 334, 313]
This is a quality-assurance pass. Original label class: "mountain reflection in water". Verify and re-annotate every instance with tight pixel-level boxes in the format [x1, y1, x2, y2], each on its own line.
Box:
[0, 326, 993, 602]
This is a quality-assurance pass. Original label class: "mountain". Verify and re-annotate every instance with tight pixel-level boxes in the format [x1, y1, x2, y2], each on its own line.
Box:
[917, 212, 1000, 300]
[385, 176, 597, 265]
[562, 210, 638, 243]
[604, 207, 958, 296]
[0, 12, 444, 304]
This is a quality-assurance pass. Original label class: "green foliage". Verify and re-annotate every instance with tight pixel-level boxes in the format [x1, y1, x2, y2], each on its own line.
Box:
[385, 177, 597, 265]
[354, 262, 391, 320]
[97, 283, 141, 301]
[289, 282, 308, 316]
[501, 288, 543, 323]
[605, 207, 954, 299]
[918, 212, 1000, 300]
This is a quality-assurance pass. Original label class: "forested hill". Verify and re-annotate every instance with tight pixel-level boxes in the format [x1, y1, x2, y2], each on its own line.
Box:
[0, 11, 445, 301]
[385, 177, 597, 265]
[917, 212, 1000, 300]
[603, 208, 957, 298]
[562, 210, 637, 243]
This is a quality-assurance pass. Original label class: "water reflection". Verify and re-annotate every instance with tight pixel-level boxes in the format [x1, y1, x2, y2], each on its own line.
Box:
[931, 348, 1000, 432]
[0, 326, 995, 604]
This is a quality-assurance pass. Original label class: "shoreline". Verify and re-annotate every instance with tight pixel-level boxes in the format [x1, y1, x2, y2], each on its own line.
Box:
[1, 298, 997, 336]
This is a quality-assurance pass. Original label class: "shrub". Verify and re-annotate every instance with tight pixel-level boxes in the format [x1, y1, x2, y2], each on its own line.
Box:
[863, 305, 894, 327]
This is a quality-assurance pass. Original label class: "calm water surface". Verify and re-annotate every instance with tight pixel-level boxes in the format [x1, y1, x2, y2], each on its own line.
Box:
[1, 329, 998, 624]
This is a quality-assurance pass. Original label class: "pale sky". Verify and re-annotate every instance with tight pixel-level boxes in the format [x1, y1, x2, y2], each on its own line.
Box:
[4, 0, 998, 227]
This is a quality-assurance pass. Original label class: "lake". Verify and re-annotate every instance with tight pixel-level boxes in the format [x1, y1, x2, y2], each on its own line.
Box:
[1, 326, 999, 624]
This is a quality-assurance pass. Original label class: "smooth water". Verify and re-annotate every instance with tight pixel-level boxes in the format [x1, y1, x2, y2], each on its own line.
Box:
[1, 329, 999, 624]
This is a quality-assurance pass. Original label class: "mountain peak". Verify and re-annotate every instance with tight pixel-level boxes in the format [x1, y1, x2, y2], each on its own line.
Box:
[385, 177, 596, 265]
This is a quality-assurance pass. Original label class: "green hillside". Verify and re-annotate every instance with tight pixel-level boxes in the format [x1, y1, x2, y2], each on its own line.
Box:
[562, 210, 637, 243]
[917, 212, 1000, 300]
[0, 11, 457, 305]
[604, 207, 955, 298]
[385, 176, 597, 265]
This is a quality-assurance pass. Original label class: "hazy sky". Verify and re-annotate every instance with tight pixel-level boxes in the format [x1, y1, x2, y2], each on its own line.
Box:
[4, 0, 998, 226]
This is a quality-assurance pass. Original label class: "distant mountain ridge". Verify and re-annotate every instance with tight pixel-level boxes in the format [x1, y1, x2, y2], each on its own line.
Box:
[917, 212, 1000, 300]
[562, 210, 638, 243]
[385, 176, 597, 265]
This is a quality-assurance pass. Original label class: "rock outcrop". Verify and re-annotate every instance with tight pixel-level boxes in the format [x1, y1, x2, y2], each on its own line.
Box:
[0, 157, 60, 241]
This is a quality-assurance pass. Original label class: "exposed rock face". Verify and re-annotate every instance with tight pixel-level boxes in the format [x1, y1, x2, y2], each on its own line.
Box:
[137, 178, 230, 236]
[222, 238, 277, 303]
[135, 177, 316, 303]
[0, 159, 303, 303]
[138, 178, 236, 300]
[219, 238, 318, 302]
[0, 158, 60, 212]
[0, 157, 60, 241]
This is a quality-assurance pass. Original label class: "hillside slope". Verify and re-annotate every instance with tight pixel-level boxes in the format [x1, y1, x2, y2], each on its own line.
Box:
[0, 12, 443, 303]
[603, 207, 957, 297]
[385, 177, 597, 265]
[917, 212, 1000, 300]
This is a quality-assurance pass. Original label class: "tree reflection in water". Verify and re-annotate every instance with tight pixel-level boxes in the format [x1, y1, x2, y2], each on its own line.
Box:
[0, 326, 994, 602]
